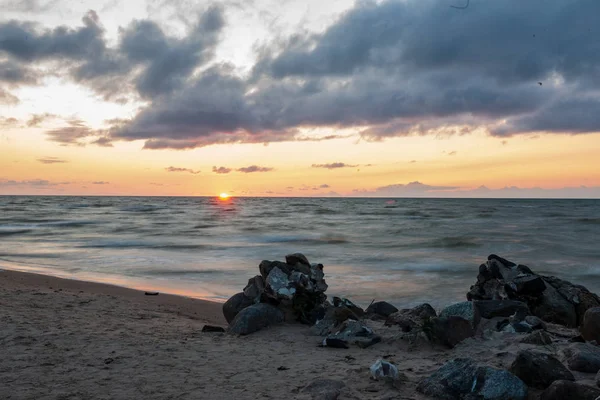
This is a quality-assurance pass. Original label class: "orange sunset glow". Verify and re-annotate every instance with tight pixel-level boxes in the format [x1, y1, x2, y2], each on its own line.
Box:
[1, 0, 599, 198]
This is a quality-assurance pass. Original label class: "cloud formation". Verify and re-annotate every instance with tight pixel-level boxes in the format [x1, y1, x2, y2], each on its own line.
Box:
[2, 1, 600, 149]
[236, 165, 273, 173]
[212, 166, 232, 174]
[37, 157, 67, 164]
[165, 166, 200, 174]
[0, 179, 71, 187]
[92, 181, 109, 184]
[312, 162, 357, 169]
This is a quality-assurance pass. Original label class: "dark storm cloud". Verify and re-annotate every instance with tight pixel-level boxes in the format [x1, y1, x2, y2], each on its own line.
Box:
[3, 0, 600, 149]
[236, 165, 273, 173]
[0, 60, 37, 84]
[311, 162, 357, 169]
[37, 156, 67, 164]
[212, 166, 232, 174]
[165, 166, 201, 174]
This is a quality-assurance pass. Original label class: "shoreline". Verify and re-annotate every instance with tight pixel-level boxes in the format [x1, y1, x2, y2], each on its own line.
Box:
[0, 268, 225, 325]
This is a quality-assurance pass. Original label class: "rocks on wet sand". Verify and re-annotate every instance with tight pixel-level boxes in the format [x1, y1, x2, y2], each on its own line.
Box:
[228, 303, 284, 335]
[564, 342, 600, 373]
[417, 358, 528, 400]
[365, 301, 398, 318]
[509, 350, 574, 389]
[467, 254, 600, 327]
[540, 380, 600, 400]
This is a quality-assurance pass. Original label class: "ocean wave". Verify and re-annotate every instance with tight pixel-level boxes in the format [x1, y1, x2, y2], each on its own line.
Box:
[429, 236, 480, 248]
[576, 218, 600, 224]
[0, 228, 32, 236]
[259, 234, 349, 245]
[138, 269, 224, 276]
[78, 241, 214, 250]
[119, 205, 164, 213]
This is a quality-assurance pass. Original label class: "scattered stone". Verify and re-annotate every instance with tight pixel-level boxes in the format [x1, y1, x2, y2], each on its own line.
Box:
[520, 330, 553, 345]
[370, 359, 400, 381]
[285, 252, 310, 267]
[365, 301, 398, 318]
[320, 338, 349, 349]
[582, 307, 600, 343]
[222, 292, 254, 324]
[301, 379, 346, 400]
[228, 303, 284, 335]
[144, 291, 159, 296]
[488, 254, 517, 267]
[540, 380, 600, 400]
[564, 342, 600, 373]
[201, 325, 225, 333]
[510, 350, 574, 389]
[327, 319, 381, 348]
[439, 301, 475, 327]
[332, 297, 364, 317]
[242, 275, 265, 302]
[310, 306, 361, 336]
[385, 303, 436, 331]
[425, 316, 475, 348]
[277, 366, 290, 371]
[417, 358, 527, 400]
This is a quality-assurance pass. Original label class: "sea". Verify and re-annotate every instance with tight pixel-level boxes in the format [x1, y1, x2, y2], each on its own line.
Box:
[0, 196, 599, 308]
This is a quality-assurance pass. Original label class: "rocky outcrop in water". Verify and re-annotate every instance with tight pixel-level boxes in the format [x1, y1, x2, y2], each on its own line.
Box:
[467, 254, 600, 327]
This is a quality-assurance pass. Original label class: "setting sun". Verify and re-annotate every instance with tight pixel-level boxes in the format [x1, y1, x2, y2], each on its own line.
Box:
[219, 193, 230, 200]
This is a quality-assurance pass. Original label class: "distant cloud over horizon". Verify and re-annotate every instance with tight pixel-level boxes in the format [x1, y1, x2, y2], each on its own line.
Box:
[212, 166, 232, 174]
[165, 166, 200, 174]
[312, 162, 357, 169]
[236, 165, 273, 173]
[2, 1, 600, 150]
[37, 157, 67, 164]
[92, 181, 109, 184]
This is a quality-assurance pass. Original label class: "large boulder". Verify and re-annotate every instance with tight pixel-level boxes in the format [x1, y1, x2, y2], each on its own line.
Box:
[223, 292, 254, 324]
[509, 350, 574, 389]
[425, 316, 474, 348]
[540, 380, 600, 400]
[581, 307, 600, 342]
[467, 255, 599, 327]
[228, 303, 284, 335]
[439, 301, 475, 327]
[564, 342, 600, 373]
[385, 303, 436, 332]
[326, 319, 381, 348]
[365, 301, 398, 318]
[416, 358, 528, 400]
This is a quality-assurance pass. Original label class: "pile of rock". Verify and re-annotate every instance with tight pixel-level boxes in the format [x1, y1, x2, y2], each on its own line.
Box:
[467, 254, 600, 327]
[223, 253, 329, 335]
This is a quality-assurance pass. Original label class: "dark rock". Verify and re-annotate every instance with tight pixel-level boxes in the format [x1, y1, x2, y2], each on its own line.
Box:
[265, 267, 295, 300]
[201, 325, 226, 333]
[258, 260, 290, 279]
[417, 358, 527, 400]
[565, 342, 600, 373]
[242, 275, 265, 302]
[476, 317, 510, 336]
[228, 303, 284, 335]
[525, 315, 547, 330]
[144, 291, 159, 296]
[488, 254, 517, 267]
[582, 307, 600, 343]
[365, 301, 398, 318]
[332, 297, 364, 317]
[301, 379, 346, 400]
[326, 319, 380, 348]
[385, 303, 436, 331]
[521, 330, 553, 345]
[473, 300, 529, 323]
[440, 301, 475, 327]
[310, 306, 360, 336]
[510, 350, 574, 389]
[517, 264, 534, 274]
[540, 380, 600, 400]
[426, 316, 474, 348]
[570, 335, 586, 343]
[285, 252, 310, 266]
[223, 292, 254, 324]
[531, 279, 577, 327]
[321, 338, 349, 349]
[543, 276, 600, 326]
[510, 275, 546, 296]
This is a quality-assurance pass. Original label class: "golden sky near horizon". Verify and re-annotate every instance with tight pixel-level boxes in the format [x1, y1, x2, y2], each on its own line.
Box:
[2, 0, 600, 197]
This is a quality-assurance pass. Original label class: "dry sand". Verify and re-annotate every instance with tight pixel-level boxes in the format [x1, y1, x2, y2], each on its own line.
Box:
[0, 269, 590, 400]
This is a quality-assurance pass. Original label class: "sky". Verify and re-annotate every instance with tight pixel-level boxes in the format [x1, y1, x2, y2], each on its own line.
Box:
[1, 0, 600, 197]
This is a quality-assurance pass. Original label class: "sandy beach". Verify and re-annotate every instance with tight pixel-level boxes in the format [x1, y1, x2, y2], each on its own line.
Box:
[4, 266, 600, 400]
